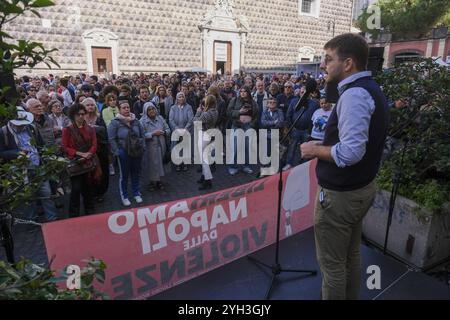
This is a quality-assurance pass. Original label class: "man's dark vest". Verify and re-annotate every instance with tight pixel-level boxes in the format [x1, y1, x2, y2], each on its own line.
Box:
[316, 76, 390, 191]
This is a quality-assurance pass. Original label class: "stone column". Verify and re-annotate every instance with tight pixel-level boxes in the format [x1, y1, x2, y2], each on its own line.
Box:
[240, 33, 246, 73]
[438, 38, 446, 58]
[383, 43, 390, 68]
[425, 39, 433, 58]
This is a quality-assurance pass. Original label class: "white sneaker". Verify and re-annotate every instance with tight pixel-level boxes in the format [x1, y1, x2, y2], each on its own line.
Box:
[282, 164, 292, 171]
[109, 164, 115, 176]
[122, 198, 131, 207]
[134, 196, 143, 204]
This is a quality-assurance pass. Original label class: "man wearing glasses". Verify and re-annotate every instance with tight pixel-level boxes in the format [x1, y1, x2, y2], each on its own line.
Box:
[301, 33, 389, 300]
[277, 81, 296, 115]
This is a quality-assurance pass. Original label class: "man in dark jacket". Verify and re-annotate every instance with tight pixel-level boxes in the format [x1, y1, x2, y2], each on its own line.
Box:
[132, 85, 151, 120]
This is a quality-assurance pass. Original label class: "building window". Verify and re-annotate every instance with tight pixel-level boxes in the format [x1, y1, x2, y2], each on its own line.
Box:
[301, 0, 313, 13]
[394, 52, 422, 65]
[299, 0, 320, 18]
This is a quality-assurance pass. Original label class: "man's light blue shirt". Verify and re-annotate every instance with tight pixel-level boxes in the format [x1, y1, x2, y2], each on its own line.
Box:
[330, 71, 376, 168]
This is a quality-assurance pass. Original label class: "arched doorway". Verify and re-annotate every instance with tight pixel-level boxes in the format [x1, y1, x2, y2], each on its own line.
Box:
[199, 0, 248, 75]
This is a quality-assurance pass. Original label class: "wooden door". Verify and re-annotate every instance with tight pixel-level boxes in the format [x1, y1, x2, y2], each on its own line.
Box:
[91, 47, 113, 74]
[213, 41, 232, 75]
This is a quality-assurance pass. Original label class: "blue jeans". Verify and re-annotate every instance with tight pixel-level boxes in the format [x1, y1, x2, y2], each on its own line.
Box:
[229, 123, 253, 170]
[23, 180, 58, 221]
[117, 149, 142, 200]
[286, 129, 309, 166]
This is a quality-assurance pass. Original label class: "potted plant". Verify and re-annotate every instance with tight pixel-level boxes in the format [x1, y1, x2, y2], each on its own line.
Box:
[362, 58, 450, 269]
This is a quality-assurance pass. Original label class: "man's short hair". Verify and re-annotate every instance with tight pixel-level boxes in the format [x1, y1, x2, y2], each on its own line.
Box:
[120, 84, 131, 92]
[139, 85, 149, 92]
[81, 84, 94, 92]
[60, 78, 69, 87]
[324, 33, 369, 71]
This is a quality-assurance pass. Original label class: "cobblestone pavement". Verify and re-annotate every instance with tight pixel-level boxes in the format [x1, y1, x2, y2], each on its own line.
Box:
[0, 163, 261, 265]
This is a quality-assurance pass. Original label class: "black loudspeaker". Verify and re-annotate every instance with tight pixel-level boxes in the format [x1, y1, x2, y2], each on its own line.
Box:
[0, 72, 19, 105]
[367, 47, 385, 75]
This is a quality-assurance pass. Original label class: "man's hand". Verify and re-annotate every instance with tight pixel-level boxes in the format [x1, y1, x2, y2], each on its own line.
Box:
[77, 151, 91, 159]
[300, 141, 322, 160]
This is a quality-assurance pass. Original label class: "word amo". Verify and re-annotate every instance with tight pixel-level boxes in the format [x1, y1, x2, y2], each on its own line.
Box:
[111, 223, 268, 300]
[108, 198, 248, 254]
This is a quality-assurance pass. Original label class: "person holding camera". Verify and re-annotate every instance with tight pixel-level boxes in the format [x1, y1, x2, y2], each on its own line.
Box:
[194, 95, 219, 190]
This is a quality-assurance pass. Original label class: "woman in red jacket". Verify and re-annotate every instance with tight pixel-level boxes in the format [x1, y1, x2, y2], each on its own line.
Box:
[62, 103, 97, 217]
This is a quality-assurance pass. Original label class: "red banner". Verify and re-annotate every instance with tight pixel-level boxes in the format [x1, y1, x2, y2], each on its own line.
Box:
[42, 160, 318, 299]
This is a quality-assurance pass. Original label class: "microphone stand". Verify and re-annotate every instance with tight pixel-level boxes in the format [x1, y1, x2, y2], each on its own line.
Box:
[247, 93, 317, 300]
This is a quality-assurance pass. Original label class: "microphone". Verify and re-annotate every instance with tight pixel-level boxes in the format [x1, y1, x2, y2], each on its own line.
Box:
[294, 78, 317, 111]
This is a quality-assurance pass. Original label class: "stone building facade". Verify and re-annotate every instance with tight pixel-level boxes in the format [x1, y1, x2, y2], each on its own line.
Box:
[4, 0, 353, 76]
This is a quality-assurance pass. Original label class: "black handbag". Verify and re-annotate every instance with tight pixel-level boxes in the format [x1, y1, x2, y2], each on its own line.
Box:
[66, 125, 97, 177]
[67, 156, 97, 177]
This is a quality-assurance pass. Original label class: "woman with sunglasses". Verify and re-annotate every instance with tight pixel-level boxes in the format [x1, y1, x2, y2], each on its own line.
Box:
[62, 103, 97, 217]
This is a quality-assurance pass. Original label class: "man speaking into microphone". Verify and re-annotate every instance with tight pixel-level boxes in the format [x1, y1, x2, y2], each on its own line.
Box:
[300, 33, 389, 300]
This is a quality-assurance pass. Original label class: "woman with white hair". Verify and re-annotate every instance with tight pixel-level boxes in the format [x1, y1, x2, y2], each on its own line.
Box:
[82, 97, 109, 202]
[140, 102, 171, 191]
[168, 92, 194, 172]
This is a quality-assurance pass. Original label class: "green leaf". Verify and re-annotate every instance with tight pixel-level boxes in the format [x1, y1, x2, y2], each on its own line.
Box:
[30, 9, 41, 17]
[30, 0, 54, 8]
[0, 31, 13, 39]
[1, 3, 23, 14]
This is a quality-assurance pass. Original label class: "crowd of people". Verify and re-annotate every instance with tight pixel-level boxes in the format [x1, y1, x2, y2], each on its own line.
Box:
[0, 70, 334, 221]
